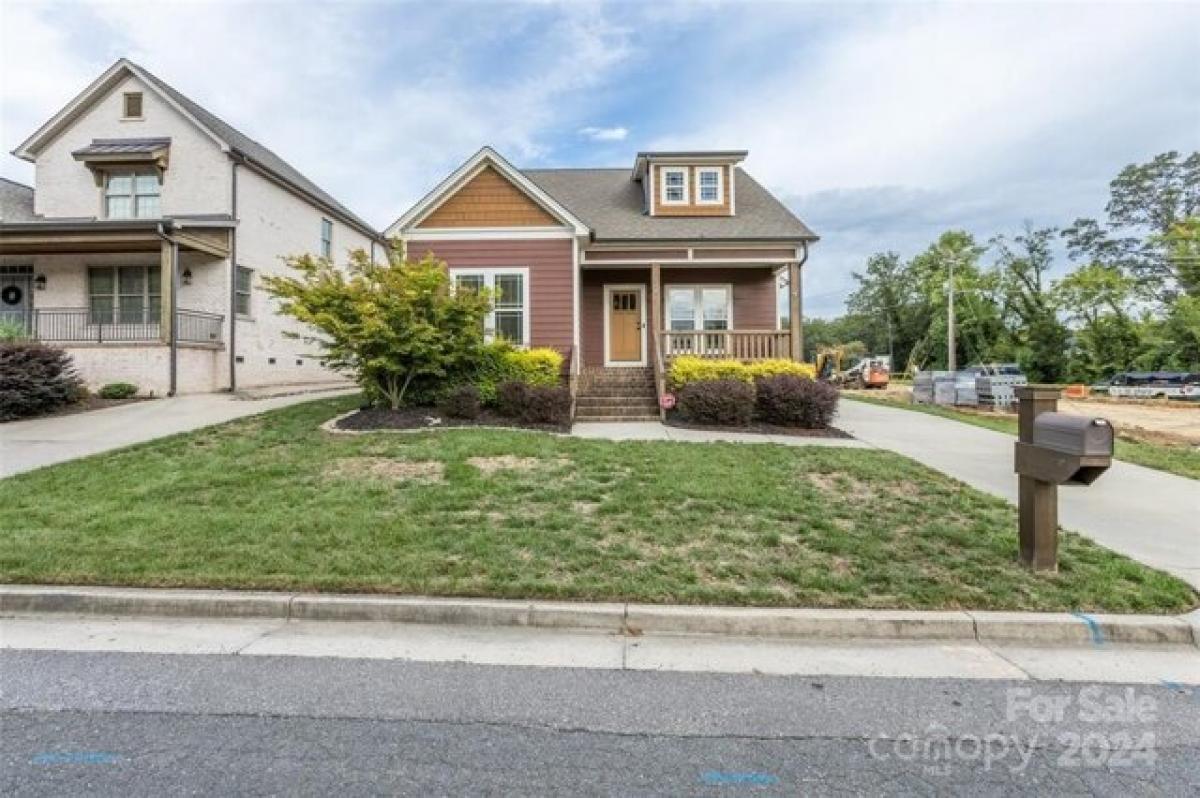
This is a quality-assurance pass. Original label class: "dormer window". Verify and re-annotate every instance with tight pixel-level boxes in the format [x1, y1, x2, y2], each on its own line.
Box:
[123, 92, 143, 119]
[662, 167, 688, 204]
[697, 167, 722, 204]
[104, 171, 160, 219]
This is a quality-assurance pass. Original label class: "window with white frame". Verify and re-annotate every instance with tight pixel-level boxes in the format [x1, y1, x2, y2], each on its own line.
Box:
[697, 167, 722, 204]
[104, 171, 160, 219]
[235, 266, 254, 317]
[451, 268, 529, 345]
[88, 265, 161, 324]
[320, 218, 333, 259]
[666, 285, 731, 331]
[661, 167, 688, 204]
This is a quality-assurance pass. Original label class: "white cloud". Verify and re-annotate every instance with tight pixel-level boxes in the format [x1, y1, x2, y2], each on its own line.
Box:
[579, 126, 629, 141]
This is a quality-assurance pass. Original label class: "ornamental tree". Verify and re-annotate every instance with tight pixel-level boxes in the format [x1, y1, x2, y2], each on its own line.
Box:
[261, 247, 491, 408]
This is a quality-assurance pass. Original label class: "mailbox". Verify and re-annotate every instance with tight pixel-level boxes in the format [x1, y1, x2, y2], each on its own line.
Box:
[1032, 413, 1114, 457]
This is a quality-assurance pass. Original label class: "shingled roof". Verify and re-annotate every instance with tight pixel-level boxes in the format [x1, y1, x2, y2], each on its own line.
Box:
[521, 167, 817, 242]
[0, 178, 36, 222]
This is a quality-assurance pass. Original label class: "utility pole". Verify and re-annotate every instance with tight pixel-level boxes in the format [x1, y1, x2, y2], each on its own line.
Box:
[947, 251, 957, 372]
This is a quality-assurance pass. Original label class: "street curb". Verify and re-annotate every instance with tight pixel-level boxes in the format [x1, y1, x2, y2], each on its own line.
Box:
[1, 585, 1196, 648]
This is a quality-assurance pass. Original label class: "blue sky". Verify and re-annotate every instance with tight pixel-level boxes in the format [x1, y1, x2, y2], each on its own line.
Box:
[2, 0, 1197, 316]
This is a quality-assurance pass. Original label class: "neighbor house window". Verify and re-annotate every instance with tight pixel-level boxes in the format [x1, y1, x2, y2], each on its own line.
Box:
[123, 92, 143, 119]
[450, 268, 529, 346]
[89, 265, 160, 324]
[235, 266, 253, 317]
[320, 218, 333, 259]
[104, 171, 160, 219]
[697, 167, 722, 204]
[661, 167, 688, 204]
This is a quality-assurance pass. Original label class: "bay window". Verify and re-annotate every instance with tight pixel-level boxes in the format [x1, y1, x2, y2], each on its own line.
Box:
[451, 267, 529, 346]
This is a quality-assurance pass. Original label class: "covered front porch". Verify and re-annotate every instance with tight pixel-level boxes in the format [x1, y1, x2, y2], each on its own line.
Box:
[0, 219, 232, 393]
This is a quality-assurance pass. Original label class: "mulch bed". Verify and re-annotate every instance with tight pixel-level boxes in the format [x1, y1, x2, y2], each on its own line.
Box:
[335, 406, 571, 434]
[664, 414, 852, 438]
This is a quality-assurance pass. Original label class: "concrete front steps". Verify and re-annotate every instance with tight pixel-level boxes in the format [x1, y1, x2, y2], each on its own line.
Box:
[575, 367, 660, 422]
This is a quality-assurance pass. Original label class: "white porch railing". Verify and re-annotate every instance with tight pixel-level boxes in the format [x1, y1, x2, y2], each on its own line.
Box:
[659, 329, 792, 360]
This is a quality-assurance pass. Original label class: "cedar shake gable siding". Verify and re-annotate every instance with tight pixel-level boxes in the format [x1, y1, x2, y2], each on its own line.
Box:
[416, 166, 560, 228]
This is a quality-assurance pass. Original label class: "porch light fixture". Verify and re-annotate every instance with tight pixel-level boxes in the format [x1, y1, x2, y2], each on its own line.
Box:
[181, 268, 193, 286]
[34, 274, 46, 290]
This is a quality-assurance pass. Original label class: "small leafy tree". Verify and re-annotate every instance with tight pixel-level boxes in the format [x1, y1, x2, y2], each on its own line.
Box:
[261, 248, 491, 408]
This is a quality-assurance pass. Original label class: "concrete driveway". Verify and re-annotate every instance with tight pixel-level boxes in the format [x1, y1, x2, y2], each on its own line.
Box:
[836, 399, 1200, 590]
[0, 390, 355, 479]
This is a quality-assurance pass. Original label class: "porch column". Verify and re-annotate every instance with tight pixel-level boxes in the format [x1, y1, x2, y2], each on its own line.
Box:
[159, 238, 174, 344]
[787, 260, 803, 361]
[650, 262, 661, 360]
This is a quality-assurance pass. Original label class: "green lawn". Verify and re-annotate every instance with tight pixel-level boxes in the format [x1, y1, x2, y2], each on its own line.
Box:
[845, 393, 1200, 481]
[0, 395, 1193, 613]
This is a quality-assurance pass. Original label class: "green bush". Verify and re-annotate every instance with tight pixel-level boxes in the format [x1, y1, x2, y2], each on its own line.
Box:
[495, 380, 570, 425]
[475, 342, 563, 404]
[0, 319, 29, 342]
[98, 382, 138, 400]
[0, 343, 84, 421]
[668, 356, 815, 389]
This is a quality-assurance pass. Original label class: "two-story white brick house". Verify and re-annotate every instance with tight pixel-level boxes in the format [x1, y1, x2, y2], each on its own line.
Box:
[0, 59, 383, 395]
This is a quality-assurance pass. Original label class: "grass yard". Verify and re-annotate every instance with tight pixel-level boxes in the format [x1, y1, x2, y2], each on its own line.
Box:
[0, 395, 1193, 613]
[845, 392, 1200, 481]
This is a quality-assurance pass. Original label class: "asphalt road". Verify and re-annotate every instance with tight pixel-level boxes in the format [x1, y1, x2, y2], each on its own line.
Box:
[3, 650, 1198, 796]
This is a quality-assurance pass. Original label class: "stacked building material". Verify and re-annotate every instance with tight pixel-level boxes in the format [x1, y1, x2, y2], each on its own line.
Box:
[933, 373, 958, 405]
[954, 372, 979, 405]
[912, 372, 935, 404]
[977, 373, 1027, 409]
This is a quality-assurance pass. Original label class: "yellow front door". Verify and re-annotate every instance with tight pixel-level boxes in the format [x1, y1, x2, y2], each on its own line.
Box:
[609, 289, 642, 362]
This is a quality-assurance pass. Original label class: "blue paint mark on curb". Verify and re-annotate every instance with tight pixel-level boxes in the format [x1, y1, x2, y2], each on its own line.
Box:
[32, 752, 119, 765]
[701, 770, 779, 786]
[1072, 612, 1104, 646]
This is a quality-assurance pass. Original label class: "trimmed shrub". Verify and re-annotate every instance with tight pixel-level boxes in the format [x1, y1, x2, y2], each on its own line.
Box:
[669, 356, 815, 389]
[495, 380, 571, 425]
[476, 342, 563, 404]
[521, 385, 571, 425]
[98, 382, 138, 400]
[677, 379, 755, 426]
[440, 384, 481, 419]
[755, 374, 839, 428]
[0, 342, 84, 421]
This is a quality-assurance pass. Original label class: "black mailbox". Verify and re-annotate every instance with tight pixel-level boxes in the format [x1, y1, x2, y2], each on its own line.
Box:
[1032, 413, 1114, 457]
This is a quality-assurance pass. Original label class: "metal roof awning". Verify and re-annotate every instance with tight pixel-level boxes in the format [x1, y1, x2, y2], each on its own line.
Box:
[72, 138, 171, 181]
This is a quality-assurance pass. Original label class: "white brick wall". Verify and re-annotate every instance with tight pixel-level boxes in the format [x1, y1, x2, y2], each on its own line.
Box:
[65, 344, 222, 395]
[33, 75, 231, 219]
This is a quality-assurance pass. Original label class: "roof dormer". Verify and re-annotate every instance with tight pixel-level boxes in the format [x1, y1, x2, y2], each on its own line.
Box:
[632, 150, 747, 218]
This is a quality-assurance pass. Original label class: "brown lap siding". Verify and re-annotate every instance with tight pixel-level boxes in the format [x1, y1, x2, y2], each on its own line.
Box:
[580, 266, 779, 367]
[406, 239, 574, 360]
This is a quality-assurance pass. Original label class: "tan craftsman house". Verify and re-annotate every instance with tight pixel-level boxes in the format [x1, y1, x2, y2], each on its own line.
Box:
[388, 147, 817, 420]
[0, 59, 382, 395]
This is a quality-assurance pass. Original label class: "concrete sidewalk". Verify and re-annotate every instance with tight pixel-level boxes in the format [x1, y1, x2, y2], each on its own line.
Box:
[837, 399, 1200, 589]
[0, 389, 356, 478]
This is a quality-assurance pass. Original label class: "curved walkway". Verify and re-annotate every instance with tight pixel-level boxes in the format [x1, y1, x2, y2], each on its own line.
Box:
[836, 399, 1200, 590]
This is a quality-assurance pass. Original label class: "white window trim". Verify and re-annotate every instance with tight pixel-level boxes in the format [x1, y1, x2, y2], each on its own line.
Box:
[696, 167, 723, 205]
[663, 284, 734, 331]
[660, 166, 689, 205]
[450, 266, 531, 347]
[602, 283, 647, 367]
[319, 218, 333, 260]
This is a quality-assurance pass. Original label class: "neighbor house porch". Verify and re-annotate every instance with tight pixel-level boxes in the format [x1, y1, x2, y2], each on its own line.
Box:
[0, 219, 232, 394]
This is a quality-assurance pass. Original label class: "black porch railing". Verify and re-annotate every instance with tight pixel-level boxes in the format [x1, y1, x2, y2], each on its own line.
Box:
[0, 308, 223, 345]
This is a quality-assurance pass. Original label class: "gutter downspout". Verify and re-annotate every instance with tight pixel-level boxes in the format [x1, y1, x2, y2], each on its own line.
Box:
[796, 240, 810, 361]
[229, 159, 240, 393]
[155, 221, 179, 396]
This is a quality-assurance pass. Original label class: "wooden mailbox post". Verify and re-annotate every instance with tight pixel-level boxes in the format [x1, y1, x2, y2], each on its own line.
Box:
[1013, 386, 1114, 572]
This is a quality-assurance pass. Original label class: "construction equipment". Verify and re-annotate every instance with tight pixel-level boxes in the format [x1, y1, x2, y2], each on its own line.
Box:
[841, 356, 891, 389]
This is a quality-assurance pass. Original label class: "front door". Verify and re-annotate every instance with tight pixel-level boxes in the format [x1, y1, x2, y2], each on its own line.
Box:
[606, 286, 644, 365]
[0, 266, 33, 335]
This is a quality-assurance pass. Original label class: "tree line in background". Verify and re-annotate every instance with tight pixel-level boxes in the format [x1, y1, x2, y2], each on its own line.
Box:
[805, 151, 1199, 382]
